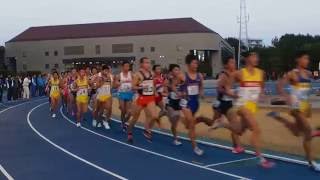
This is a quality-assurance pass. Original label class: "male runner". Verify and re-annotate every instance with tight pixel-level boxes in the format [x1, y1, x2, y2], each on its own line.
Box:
[267, 51, 320, 171]
[94, 65, 113, 129]
[49, 71, 62, 118]
[230, 51, 274, 168]
[115, 62, 134, 131]
[127, 57, 159, 143]
[74, 68, 89, 127]
[153, 65, 167, 118]
[89, 67, 100, 127]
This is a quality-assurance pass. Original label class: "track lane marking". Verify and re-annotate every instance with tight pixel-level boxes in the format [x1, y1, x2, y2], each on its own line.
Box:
[28, 103, 128, 180]
[0, 165, 14, 180]
[205, 157, 258, 167]
[60, 107, 250, 180]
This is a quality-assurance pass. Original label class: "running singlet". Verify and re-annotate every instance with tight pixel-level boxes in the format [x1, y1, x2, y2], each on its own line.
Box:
[154, 74, 165, 94]
[50, 78, 60, 99]
[136, 71, 155, 107]
[235, 68, 263, 113]
[97, 75, 113, 102]
[214, 71, 234, 114]
[167, 75, 182, 111]
[139, 71, 154, 96]
[119, 72, 132, 92]
[290, 69, 312, 116]
[180, 73, 201, 114]
[76, 78, 89, 103]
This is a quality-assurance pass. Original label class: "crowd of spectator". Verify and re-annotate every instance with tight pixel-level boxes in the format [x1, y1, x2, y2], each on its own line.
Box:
[0, 74, 48, 102]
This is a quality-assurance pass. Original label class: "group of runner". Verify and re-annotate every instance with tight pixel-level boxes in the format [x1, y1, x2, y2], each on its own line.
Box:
[45, 51, 320, 172]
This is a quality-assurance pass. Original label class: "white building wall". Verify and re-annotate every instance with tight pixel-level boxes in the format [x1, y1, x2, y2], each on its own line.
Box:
[6, 32, 226, 76]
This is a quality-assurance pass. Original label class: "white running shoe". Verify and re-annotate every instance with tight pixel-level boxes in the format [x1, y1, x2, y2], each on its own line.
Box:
[194, 146, 204, 156]
[92, 119, 97, 127]
[173, 139, 182, 146]
[310, 161, 320, 172]
[52, 113, 56, 118]
[76, 122, 81, 127]
[103, 121, 110, 130]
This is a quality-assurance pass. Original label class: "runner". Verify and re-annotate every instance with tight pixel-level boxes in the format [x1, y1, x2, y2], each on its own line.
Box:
[68, 68, 78, 116]
[74, 68, 89, 127]
[200, 56, 245, 153]
[89, 67, 100, 127]
[230, 51, 274, 168]
[48, 71, 62, 118]
[127, 57, 159, 143]
[153, 65, 167, 119]
[93, 65, 113, 129]
[267, 50, 320, 171]
[163, 64, 183, 145]
[61, 71, 70, 108]
[115, 62, 134, 131]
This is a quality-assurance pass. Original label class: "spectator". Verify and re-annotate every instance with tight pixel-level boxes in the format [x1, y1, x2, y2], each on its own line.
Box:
[0, 74, 3, 102]
[23, 76, 31, 99]
[31, 74, 37, 97]
[37, 74, 45, 96]
[6, 75, 14, 101]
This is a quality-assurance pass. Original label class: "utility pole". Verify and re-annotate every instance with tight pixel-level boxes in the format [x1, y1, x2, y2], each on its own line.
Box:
[238, 0, 250, 69]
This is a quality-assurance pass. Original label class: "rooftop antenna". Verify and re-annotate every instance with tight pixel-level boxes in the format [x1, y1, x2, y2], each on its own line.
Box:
[237, 0, 250, 69]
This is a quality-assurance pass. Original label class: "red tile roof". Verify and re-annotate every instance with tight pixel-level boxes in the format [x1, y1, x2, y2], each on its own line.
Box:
[7, 18, 215, 43]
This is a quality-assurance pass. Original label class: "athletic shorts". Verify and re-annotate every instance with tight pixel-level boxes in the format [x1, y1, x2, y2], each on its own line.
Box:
[97, 95, 112, 103]
[76, 95, 88, 104]
[50, 92, 60, 99]
[180, 96, 199, 114]
[118, 92, 134, 102]
[213, 100, 233, 115]
[136, 95, 155, 107]
[167, 99, 181, 111]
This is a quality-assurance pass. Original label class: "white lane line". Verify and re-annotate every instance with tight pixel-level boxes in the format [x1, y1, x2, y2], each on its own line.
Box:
[0, 165, 14, 180]
[0, 97, 46, 114]
[60, 107, 250, 180]
[205, 157, 258, 168]
[28, 103, 128, 180]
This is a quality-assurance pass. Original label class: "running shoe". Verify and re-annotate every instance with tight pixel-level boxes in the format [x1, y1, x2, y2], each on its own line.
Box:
[52, 113, 56, 118]
[173, 139, 182, 146]
[266, 111, 280, 118]
[232, 146, 245, 154]
[143, 130, 152, 142]
[310, 161, 320, 172]
[92, 119, 97, 127]
[127, 133, 133, 144]
[194, 146, 204, 156]
[76, 122, 81, 127]
[209, 118, 225, 130]
[103, 121, 110, 130]
[259, 159, 275, 169]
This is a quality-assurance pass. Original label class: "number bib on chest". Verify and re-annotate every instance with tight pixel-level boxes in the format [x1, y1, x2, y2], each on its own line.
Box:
[120, 82, 132, 92]
[77, 87, 88, 96]
[187, 85, 199, 96]
[235, 86, 261, 108]
[99, 84, 111, 96]
[142, 80, 154, 96]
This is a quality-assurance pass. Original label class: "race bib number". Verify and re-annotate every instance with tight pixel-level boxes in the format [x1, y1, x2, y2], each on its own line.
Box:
[99, 84, 111, 95]
[51, 85, 59, 92]
[142, 80, 154, 96]
[187, 85, 199, 96]
[169, 92, 179, 100]
[236, 87, 261, 106]
[77, 88, 88, 96]
[120, 83, 132, 92]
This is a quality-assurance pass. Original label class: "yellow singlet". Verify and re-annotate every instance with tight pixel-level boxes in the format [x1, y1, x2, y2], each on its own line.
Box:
[236, 68, 263, 113]
[76, 77, 89, 104]
[50, 78, 60, 99]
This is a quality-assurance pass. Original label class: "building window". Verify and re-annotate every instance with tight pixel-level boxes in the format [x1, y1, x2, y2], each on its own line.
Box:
[45, 64, 50, 69]
[45, 51, 49, 56]
[150, 47, 155, 52]
[95, 45, 101, 54]
[22, 52, 27, 58]
[112, 44, 133, 53]
[140, 47, 145, 53]
[23, 64, 27, 71]
[54, 64, 59, 68]
[54, 51, 58, 56]
[64, 46, 84, 55]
